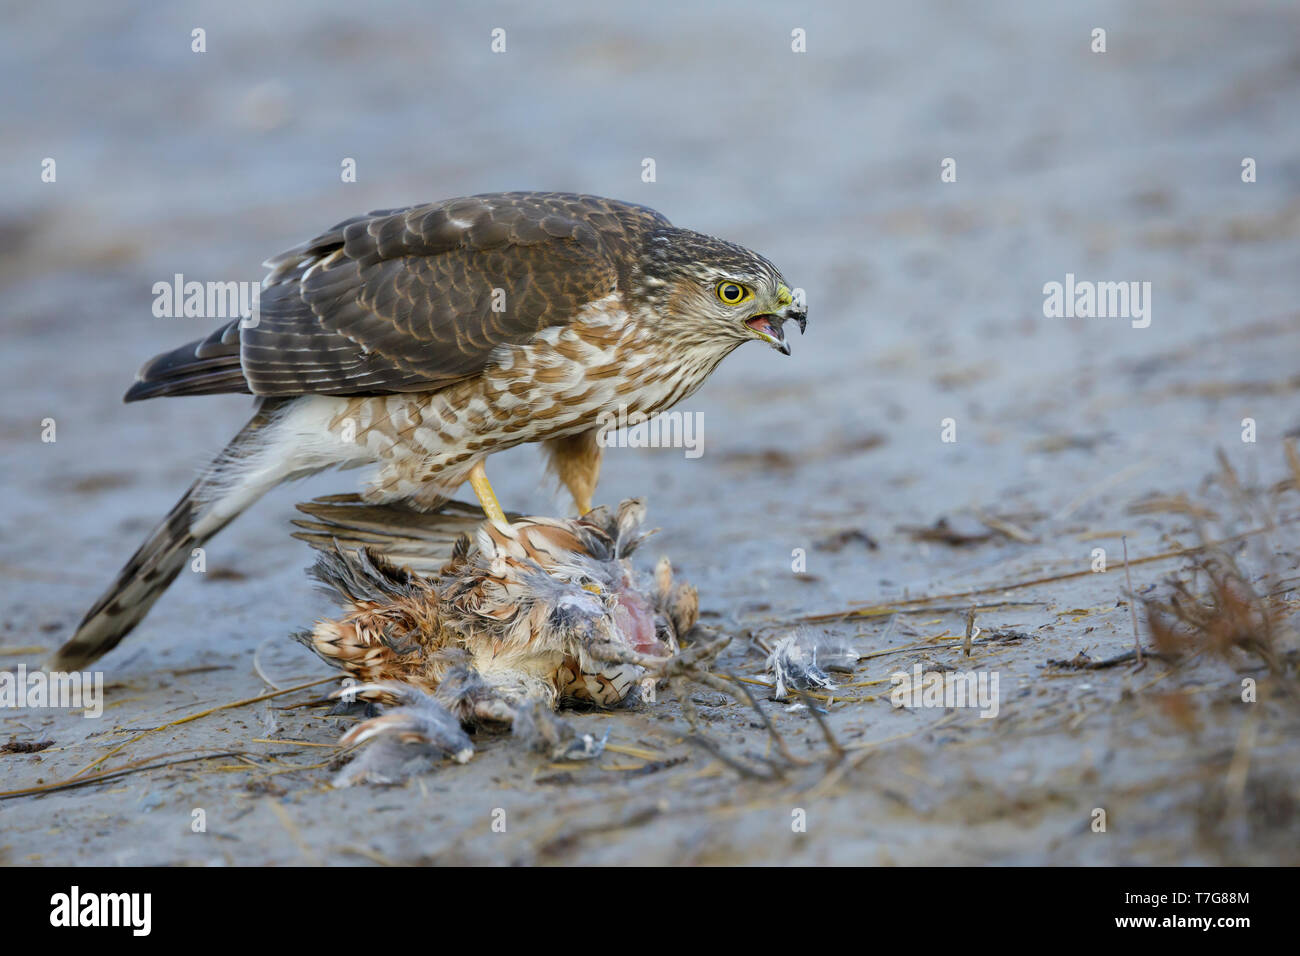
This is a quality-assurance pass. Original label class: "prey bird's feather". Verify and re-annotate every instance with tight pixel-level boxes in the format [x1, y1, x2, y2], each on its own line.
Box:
[291, 496, 520, 574]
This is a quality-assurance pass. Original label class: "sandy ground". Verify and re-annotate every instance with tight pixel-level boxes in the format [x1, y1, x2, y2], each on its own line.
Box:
[2, 0, 1299, 864]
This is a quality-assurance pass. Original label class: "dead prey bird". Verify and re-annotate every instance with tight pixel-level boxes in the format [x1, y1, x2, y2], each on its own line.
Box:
[291, 496, 704, 785]
[54, 192, 806, 672]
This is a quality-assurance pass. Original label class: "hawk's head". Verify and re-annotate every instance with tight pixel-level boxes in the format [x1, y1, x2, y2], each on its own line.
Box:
[633, 228, 808, 356]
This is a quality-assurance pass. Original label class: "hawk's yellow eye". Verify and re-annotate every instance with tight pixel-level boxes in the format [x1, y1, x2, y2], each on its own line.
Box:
[716, 281, 751, 305]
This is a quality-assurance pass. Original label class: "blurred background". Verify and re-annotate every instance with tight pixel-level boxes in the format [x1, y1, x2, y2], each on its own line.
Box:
[5, 0, 1298, 593]
[2, 0, 1299, 864]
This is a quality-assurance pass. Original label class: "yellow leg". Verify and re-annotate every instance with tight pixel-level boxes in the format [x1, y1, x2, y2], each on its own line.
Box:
[467, 460, 510, 530]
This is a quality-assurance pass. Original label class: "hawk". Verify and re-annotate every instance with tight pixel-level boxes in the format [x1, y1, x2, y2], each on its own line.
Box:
[53, 192, 807, 670]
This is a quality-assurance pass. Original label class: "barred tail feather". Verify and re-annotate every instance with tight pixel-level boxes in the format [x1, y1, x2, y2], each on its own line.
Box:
[50, 399, 295, 671]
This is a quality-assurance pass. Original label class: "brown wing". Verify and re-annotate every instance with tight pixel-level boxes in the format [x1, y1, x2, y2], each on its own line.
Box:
[125, 192, 669, 401]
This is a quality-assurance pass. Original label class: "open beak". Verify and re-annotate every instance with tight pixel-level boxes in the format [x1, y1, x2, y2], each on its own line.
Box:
[745, 314, 790, 354]
[745, 294, 808, 356]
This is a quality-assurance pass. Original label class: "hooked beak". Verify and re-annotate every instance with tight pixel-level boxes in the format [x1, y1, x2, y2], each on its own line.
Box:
[744, 286, 808, 356]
